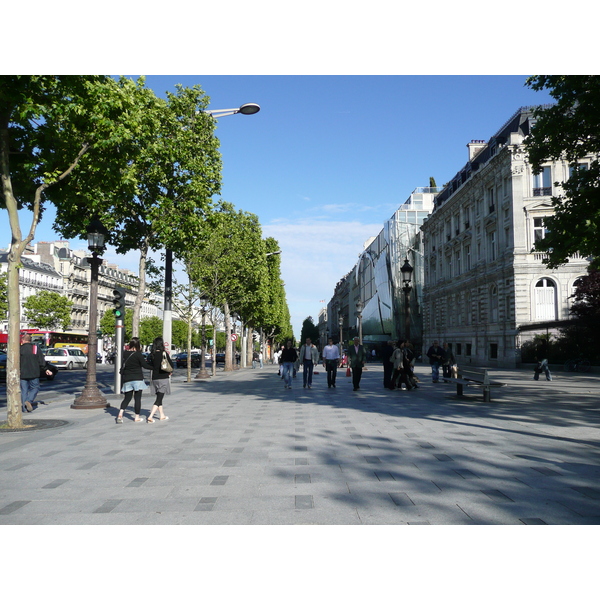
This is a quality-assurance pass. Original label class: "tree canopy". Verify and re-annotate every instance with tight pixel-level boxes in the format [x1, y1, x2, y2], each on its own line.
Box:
[23, 290, 73, 330]
[525, 75, 600, 268]
[1, 75, 149, 427]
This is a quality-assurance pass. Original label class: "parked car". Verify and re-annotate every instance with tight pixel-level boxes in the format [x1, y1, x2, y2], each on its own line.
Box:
[44, 346, 87, 369]
[0, 350, 58, 381]
[215, 353, 225, 364]
[96, 352, 103, 363]
[175, 352, 202, 368]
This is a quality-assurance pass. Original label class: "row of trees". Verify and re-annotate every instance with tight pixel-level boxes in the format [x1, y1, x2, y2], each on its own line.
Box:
[1, 75, 291, 427]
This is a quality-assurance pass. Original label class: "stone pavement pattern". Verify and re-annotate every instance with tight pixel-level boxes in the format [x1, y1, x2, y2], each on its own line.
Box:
[1, 363, 599, 524]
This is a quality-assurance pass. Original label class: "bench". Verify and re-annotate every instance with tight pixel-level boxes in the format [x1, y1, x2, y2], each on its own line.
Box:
[442, 366, 506, 402]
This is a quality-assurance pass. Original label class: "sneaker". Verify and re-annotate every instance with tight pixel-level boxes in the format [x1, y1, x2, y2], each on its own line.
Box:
[25, 401, 33, 412]
[116, 416, 123, 424]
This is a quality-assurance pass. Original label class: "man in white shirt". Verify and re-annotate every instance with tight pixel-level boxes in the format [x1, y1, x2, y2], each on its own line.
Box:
[322, 337, 341, 388]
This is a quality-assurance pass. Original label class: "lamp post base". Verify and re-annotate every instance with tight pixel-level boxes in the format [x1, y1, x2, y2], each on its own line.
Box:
[71, 385, 109, 409]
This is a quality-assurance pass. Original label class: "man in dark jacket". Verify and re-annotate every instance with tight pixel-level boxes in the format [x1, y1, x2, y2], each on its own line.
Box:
[381, 340, 395, 389]
[20, 333, 52, 412]
[426, 340, 445, 383]
[347, 336, 368, 391]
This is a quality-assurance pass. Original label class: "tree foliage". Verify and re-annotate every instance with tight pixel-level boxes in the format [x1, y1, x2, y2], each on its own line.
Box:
[525, 75, 600, 268]
[52, 78, 222, 338]
[1, 75, 147, 427]
[22, 290, 73, 330]
[300, 316, 319, 346]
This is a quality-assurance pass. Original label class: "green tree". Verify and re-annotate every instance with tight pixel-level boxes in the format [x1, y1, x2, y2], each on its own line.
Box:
[22, 291, 73, 330]
[171, 318, 189, 350]
[525, 75, 600, 268]
[53, 79, 222, 339]
[99, 308, 133, 341]
[139, 315, 164, 347]
[188, 203, 269, 371]
[300, 316, 319, 346]
[1, 75, 144, 428]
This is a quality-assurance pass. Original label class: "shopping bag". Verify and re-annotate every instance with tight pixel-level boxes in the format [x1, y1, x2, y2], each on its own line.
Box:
[346, 367, 351, 377]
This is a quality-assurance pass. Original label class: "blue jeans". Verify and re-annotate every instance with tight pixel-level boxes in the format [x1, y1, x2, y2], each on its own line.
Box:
[303, 359, 314, 387]
[20, 378, 40, 411]
[281, 362, 294, 387]
[430, 362, 441, 382]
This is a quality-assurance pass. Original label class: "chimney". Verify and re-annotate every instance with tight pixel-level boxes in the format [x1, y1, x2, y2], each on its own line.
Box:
[467, 140, 487, 161]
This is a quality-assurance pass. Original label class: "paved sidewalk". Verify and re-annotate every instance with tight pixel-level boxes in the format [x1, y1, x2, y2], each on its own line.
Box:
[1, 363, 599, 524]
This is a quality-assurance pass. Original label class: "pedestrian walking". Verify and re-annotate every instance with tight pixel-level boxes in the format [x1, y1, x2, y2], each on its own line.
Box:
[259, 350, 264, 369]
[146, 337, 173, 422]
[280, 340, 298, 389]
[322, 337, 341, 388]
[347, 336, 367, 391]
[298, 337, 319, 388]
[381, 340, 395, 389]
[116, 337, 151, 423]
[534, 356, 552, 381]
[252, 350, 259, 369]
[442, 342, 456, 380]
[426, 340, 445, 383]
[19, 333, 53, 413]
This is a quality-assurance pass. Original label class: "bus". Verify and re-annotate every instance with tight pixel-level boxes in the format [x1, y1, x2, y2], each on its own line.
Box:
[17, 330, 89, 354]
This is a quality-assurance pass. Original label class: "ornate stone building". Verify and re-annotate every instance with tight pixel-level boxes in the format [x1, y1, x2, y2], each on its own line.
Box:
[420, 107, 592, 367]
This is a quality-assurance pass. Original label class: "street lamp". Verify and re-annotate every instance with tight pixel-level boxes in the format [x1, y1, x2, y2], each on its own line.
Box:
[356, 299, 364, 345]
[162, 102, 261, 354]
[400, 258, 414, 341]
[195, 296, 210, 380]
[72, 217, 110, 409]
[338, 315, 344, 353]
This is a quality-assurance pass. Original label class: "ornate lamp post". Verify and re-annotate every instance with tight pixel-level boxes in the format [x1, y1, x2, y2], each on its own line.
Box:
[72, 217, 110, 409]
[356, 299, 364, 345]
[338, 315, 344, 353]
[195, 297, 210, 379]
[400, 258, 414, 341]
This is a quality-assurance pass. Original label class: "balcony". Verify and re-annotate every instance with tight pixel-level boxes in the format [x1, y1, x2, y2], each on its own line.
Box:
[533, 187, 552, 197]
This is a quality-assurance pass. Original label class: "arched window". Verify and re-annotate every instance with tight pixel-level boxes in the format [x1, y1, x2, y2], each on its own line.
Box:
[534, 278, 557, 321]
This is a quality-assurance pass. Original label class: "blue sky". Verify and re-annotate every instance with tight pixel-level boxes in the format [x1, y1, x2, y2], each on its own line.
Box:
[1, 75, 554, 337]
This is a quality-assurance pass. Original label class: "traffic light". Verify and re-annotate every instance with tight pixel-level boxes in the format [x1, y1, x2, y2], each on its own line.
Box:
[113, 287, 127, 320]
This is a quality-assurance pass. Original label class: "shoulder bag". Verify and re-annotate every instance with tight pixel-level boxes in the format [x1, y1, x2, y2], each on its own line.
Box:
[160, 351, 173, 373]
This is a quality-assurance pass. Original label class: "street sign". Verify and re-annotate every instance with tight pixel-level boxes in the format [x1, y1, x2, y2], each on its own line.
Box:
[231, 334, 238, 341]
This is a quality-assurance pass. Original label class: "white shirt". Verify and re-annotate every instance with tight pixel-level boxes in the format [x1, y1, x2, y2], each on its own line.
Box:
[322, 344, 340, 360]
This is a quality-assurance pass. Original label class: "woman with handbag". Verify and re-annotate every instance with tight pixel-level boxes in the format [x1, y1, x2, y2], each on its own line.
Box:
[146, 337, 174, 422]
[116, 337, 151, 423]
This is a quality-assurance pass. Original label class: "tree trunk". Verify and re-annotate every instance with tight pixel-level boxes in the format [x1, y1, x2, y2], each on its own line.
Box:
[131, 242, 148, 339]
[223, 302, 232, 371]
[246, 326, 254, 369]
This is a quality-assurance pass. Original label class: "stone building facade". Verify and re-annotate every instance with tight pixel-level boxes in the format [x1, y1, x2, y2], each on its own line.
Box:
[420, 107, 592, 367]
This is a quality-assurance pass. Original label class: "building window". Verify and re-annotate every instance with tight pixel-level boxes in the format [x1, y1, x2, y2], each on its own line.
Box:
[456, 343, 462, 355]
[533, 166, 552, 196]
[466, 343, 472, 356]
[533, 217, 548, 244]
[455, 250, 461, 276]
[490, 285, 498, 323]
[488, 187, 495, 213]
[487, 231, 496, 261]
[465, 245, 471, 271]
[534, 278, 557, 321]
[490, 343, 498, 359]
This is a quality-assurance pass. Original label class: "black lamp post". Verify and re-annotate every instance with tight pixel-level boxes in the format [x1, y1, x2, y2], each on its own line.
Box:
[195, 297, 210, 379]
[400, 258, 414, 342]
[72, 217, 110, 409]
[338, 315, 344, 352]
[356, 300, 364, 345]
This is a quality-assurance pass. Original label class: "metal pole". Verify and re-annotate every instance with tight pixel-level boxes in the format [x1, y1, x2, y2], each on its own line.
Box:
[72, 253, 107, 409]
[114, 317, 124, 393]
[162, 248, 173, 353]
